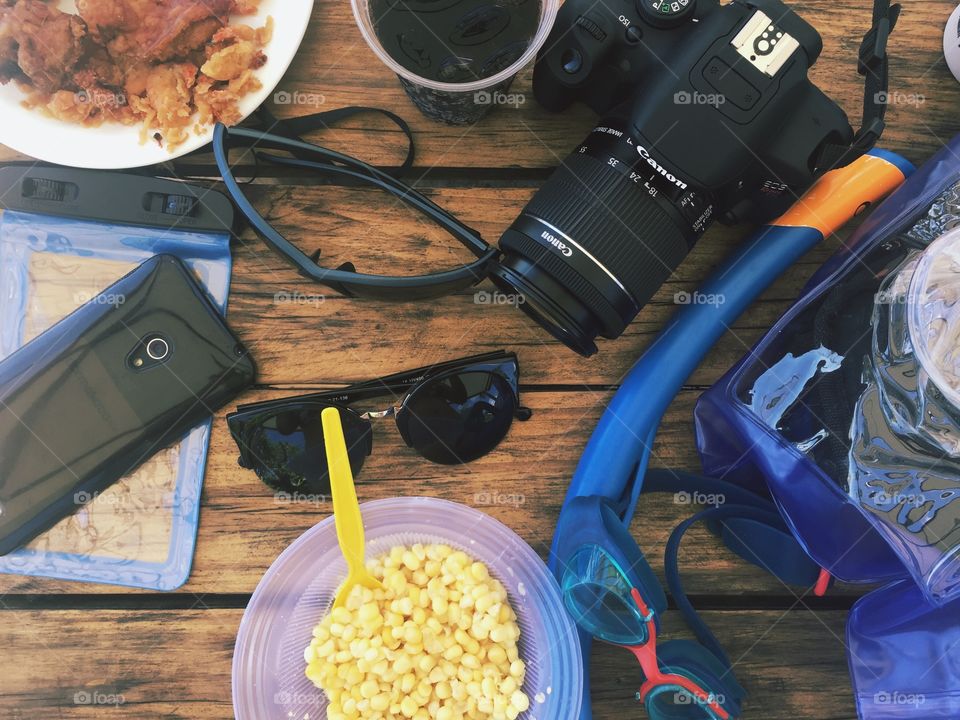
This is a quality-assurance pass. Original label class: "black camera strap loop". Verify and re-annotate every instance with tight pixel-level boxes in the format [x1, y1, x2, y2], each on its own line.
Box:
[812, 0, 901, 173]
[252, 105, 417, 177]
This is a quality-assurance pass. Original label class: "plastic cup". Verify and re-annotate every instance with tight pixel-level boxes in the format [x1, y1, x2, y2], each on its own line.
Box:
[232, 497, 583, 719]
[351, 0, 559, 124]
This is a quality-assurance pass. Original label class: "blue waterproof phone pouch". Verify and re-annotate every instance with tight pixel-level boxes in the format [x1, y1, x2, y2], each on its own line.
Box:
[0, 167, 236, 591]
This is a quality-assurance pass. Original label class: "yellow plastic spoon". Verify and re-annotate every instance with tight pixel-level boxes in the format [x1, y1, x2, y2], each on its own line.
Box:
[322, 407, 384, 608]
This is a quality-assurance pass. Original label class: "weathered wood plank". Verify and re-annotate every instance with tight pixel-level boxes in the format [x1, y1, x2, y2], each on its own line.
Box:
[0, 179, 844, 386]
[0, 608, 858, 719]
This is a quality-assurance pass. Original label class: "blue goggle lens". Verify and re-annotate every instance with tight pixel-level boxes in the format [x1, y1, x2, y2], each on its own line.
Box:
[645, 682, 726, 720]
[561, 544, 651, 645]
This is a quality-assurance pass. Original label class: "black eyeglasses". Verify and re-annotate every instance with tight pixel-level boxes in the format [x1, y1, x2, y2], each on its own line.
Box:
[212, 121, 500, 301]
[227, 351, 531, 494]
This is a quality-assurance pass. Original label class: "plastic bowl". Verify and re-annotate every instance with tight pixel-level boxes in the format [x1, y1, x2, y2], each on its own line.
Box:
[232, 497, 583, 719]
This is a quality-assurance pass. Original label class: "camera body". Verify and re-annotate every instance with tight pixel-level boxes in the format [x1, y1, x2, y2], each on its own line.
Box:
[493, 0, 864, 355]
[535, 0, 852, 217]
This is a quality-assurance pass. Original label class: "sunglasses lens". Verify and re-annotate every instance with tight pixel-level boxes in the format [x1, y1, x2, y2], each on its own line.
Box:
[561, 544, 651, 646]
[241, 406, 370, 493]
[645, 683, 724, 720]
[401, 371, 516, 464]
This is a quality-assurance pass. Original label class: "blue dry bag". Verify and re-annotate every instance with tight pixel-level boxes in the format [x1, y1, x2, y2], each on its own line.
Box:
[695, 136, 960, 719]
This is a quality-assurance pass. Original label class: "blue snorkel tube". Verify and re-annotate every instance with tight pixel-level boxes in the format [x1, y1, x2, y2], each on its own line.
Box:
[550, 149, 915, 719]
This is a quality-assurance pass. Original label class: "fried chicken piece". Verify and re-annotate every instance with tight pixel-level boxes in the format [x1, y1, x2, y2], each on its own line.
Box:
[77, 0, 234, 62]
[130, 60, 197, 145]
[2, 0, 267, 150]
[200, 41, 255, 81]
[0, 0, 87, 93]
[232, 0, 258, 14]
[0, 6, 21, 84]
[45, 85, 132, 126]
[73, 44, 125, 88]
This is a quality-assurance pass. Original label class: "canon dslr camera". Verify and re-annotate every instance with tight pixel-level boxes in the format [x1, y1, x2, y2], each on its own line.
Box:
[492, 0, 898, 355]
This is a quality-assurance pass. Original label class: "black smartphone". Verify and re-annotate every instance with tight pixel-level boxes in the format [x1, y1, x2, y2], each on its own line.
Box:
[0, 254, 256, 555]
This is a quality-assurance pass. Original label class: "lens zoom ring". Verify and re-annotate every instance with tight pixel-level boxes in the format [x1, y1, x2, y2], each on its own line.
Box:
[523, 153, 691, 308]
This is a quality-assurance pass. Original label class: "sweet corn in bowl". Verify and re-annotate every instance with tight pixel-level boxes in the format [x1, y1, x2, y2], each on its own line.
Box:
[233, 498, 582, 720]
[305, 544, 530, 719]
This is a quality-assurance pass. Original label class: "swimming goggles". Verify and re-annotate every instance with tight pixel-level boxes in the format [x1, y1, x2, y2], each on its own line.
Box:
[227, 351, 531, 494]
[556, 470, 824, 719]
[212, 116, 500, 300]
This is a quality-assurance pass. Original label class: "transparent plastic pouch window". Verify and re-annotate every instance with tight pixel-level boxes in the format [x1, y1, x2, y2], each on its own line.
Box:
[0, 210, 233, 590]
[720, 182, 960, 604]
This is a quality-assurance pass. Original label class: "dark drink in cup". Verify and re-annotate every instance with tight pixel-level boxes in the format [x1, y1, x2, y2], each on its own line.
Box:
[353, 0, 558, 124]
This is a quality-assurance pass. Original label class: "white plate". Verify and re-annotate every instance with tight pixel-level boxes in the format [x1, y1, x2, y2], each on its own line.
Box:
[0, 0, 315, 169]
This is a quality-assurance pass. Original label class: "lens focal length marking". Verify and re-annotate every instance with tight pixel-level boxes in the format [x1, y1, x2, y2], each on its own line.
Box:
[576, 124, 714, 238]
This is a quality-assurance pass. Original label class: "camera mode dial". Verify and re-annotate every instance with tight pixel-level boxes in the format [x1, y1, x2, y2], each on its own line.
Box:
[637, 0, 696, 28]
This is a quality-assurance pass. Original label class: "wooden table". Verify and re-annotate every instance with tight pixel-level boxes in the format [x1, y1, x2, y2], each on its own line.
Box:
[1, 0, 958, 717]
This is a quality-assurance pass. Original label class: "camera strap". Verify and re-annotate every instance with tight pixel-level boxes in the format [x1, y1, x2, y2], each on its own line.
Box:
[813, 0, 901, 173]
[251, 105, 416, 177]
[212, 119, 499, 301]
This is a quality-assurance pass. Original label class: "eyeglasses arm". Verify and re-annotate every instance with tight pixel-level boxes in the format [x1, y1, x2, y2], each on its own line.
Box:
[344, 351, 516, 392]
[258, 151, 490, 260]
[213, 125, 499, 299]
[233, 382, 415, 414]
[234, 351, 522, 413]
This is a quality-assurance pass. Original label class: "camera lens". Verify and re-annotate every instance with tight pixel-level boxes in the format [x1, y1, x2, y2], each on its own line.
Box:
[146, 337, 170, 360]
[493, 122, 712, 355]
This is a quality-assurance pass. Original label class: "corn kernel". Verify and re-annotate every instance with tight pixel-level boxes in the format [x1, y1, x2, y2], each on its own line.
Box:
[400, 696, 418, 717]
[511, 689, 530, 712]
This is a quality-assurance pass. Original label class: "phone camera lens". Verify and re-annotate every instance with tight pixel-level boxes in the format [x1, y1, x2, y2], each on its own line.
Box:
[146, 337, 170, 361]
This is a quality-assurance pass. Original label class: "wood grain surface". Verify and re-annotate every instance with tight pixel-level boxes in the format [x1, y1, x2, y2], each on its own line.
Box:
[0, 609, 857, 719]
[2, 0, 958, 716]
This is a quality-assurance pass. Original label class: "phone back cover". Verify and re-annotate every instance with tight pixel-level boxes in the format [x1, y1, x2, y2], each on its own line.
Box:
[0, 254, 255, 555]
